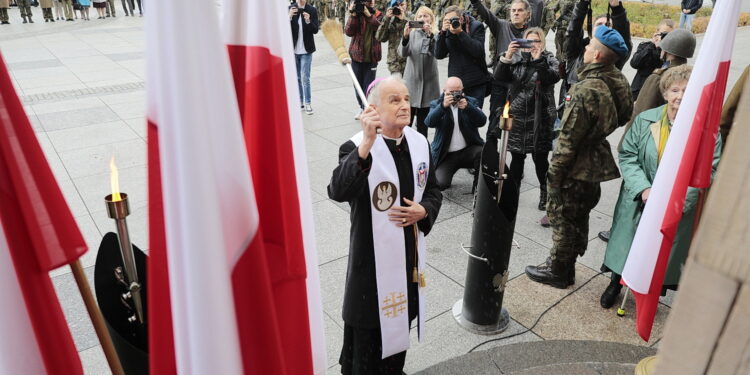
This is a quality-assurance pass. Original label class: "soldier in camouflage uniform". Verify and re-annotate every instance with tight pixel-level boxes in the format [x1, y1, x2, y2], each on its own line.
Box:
[548, 0, 575, 64]
[376, 0, 410, 75]
[525, 27, 633, 289]
[436, 0, 464, 18]
[18, 0, 34, 23]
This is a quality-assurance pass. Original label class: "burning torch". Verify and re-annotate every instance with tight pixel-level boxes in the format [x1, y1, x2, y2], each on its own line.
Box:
[105, 158, 144, 324]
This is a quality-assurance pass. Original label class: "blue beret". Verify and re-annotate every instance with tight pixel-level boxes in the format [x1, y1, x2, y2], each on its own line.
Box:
[595, 27, 629, 58]
[388, 0, 404, 7]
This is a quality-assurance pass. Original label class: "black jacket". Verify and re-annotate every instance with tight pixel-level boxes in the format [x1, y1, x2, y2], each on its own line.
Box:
[564, 0, 632, 86]
[328, 137, 442, 329]
[289, 3, 319, 54]
[435, 14, 489, 89]
[629, 41, 662, 100]
[681, 0, 703, 14]
[424, 95, 487, 165]
[494, 51, 560, 154]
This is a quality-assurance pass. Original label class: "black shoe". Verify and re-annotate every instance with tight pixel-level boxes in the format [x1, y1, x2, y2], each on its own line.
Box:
[29, 18, 33, 23]
[538, 189, 547, 211]
[600, 275, 623, 308]
[525, 257, 575, 289]
[22, 17, 27, 23]
[598, 230, 610, 242]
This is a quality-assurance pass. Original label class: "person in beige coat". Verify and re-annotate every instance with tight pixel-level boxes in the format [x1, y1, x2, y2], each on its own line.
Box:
[0, 0, 10, 25]
[41, 0, 56, 22]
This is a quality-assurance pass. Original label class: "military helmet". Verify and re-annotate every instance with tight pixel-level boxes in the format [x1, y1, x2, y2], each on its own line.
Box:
[660, 28, 696, 59]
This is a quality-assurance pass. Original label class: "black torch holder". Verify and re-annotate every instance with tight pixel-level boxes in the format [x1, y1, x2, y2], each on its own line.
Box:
[452, 119, 520, 335]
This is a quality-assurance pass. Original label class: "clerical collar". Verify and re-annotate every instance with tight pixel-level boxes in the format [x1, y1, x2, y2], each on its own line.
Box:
[382, 133, 404, 145]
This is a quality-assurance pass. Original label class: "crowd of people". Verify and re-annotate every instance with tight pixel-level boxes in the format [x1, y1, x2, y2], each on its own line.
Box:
[285, 0, 738, 374]
[0, 0, 142, 24]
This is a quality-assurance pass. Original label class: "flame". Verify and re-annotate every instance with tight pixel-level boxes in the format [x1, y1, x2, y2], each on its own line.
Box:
[502, 101, 510, 119]
[110, 157, 122, 202]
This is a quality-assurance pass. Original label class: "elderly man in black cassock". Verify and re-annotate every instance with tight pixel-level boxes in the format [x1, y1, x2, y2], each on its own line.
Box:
[328, 77, 442, 375]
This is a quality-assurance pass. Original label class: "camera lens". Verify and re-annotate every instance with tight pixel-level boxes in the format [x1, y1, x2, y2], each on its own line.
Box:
[392, 7, 401, 15]
[450, 17, 461, 29]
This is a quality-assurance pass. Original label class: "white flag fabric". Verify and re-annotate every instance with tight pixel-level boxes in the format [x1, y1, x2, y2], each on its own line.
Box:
[0, 224, 47, 375]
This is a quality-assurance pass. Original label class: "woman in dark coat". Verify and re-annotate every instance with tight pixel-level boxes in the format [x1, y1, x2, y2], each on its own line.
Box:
[494, 27, 559, 210]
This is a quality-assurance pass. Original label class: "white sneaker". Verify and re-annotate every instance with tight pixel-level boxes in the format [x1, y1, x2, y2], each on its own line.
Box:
[304, 103, 314, 115]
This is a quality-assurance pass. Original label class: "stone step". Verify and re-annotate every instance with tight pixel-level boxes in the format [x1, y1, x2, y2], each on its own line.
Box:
[415, 340, 656, 375]
[510, 362, 637, 375]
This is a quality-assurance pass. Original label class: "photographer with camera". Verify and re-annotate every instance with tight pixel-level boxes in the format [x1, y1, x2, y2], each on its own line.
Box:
[346, 0, 383, 118]
[562, 0, 632, 102]
[400, 5, 440, 137]
[375, 0, 410, 76]
[629, 19, 674, 100]
[434, 5, 488, 109]
[495, 27, 559, 210]
[425, 77, 487, 190]
[470, 0, 545, 120]
[289, 0, 320, 115]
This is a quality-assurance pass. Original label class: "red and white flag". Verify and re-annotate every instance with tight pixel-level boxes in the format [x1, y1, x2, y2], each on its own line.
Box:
[147, 0, 324, 374]
[0, 52, 85, 374]
[621, 0, 740, 341]
[223, 0, 326, 374]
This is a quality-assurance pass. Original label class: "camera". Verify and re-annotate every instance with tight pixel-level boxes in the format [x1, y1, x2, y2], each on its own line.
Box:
[512, 38, 533, 49]
[450, 90, 465, 103]
[391, 6, 401, 16]
[659, 31, 669, 40]
[408, 20, 424, 29]
[450, 17, 461, 29]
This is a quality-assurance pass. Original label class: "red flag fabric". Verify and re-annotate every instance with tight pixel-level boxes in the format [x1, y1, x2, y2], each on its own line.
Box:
[621, 0, 740, 341]
[0, 52, 85, 374]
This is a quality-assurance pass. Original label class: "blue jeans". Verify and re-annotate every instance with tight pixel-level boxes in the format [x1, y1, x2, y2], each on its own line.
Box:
[295, 53, 313, 105]
[679, 13, 694, 31]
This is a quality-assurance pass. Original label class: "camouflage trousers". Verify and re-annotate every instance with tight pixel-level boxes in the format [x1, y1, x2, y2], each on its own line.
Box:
[554, 28, 566, 63]
[18, 0, 33, 18]
[548, 180, 601, 263]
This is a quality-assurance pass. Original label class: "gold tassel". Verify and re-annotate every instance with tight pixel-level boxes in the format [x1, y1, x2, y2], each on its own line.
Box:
[419, 273, 426, 288]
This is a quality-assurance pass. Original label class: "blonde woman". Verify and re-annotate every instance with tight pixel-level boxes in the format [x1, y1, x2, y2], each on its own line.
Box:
[399, 5, 440, 137]
[599, 65, 722, 308]
[495, 26, 560, 210]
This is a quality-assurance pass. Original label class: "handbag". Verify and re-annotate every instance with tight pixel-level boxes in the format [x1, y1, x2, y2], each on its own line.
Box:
[31, 0, 39, 6]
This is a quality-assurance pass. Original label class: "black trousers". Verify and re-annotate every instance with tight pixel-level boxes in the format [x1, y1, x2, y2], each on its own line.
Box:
[463, 83, 486, 110]
[435, 145, 482, 190]
[351, 61, 378, 109]
[410, 107, 429, 138]
[340, 324, 407, 375]
[489, 83, 509, 125]
[509, 151, 549, 190]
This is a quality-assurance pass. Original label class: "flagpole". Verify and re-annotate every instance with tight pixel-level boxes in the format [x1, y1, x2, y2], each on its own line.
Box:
[70, 260, 125, 375]
[691, 189, 708, 238]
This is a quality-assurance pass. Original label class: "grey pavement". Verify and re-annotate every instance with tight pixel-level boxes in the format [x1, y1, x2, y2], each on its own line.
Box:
[0, 3, 748, 374]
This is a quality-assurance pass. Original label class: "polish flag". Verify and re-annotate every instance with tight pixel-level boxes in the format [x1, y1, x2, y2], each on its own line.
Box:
[223, 0, 326, 374]
[621, 0, 741, 341]
[0, 53, 85, 374]
[147, 0, 324, 374]
[146, 0, 259, 373]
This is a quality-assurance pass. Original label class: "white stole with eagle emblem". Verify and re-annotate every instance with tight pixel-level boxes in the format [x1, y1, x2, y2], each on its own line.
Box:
[350, 126, 429, 358]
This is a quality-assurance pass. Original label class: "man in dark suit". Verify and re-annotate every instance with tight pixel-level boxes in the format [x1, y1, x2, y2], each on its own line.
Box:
[425, 76, 486, 190]
[328, 77, 442, 374]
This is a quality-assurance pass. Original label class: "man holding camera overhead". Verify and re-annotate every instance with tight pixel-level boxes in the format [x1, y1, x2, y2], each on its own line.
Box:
[425, 76, 486, 190]
[376, 0, 410, 76]
[434, 5, 488, 109]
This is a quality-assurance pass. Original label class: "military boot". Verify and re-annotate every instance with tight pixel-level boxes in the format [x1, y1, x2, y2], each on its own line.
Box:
[525, 257, 575, 289]
[22, 16, 28, 23]
[600, 273, 622, 308]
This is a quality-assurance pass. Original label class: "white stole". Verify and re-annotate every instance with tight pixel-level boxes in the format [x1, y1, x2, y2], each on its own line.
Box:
[350, 126, 429, 358]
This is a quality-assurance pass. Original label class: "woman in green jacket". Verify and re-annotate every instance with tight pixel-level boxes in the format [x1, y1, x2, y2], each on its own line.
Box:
[599, 65, 722, 308]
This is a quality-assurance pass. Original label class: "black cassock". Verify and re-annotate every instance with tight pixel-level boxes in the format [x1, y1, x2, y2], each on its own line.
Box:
[328, 137, 442, 375]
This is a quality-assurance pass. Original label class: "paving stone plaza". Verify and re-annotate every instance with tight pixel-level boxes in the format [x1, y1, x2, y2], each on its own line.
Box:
[1, 3, 748, 374]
